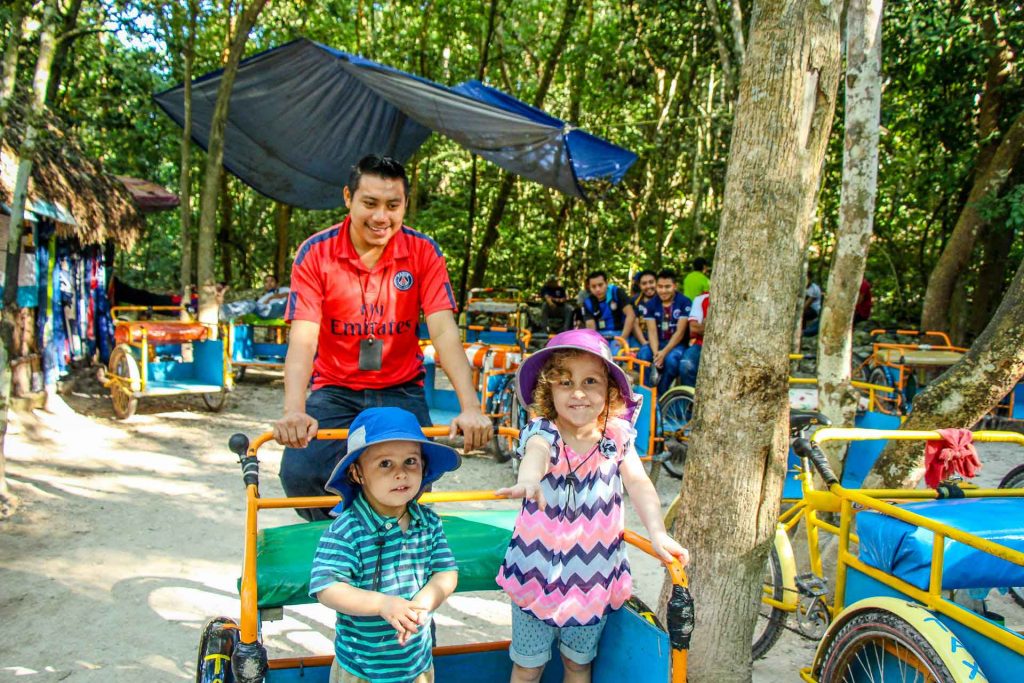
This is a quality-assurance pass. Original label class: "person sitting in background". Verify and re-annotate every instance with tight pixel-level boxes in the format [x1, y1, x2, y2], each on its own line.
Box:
[854, 277, 872, 324]
[220, 274, 291, 320]
[539, 277, 573, 333]
[581, 271, 636, 356]
[802, 278, 822, 337]
[639, 270, 691, 394]
[682, 257, 711, 301]
[678, 291, 708, 388]
[631, 270, 657, 352]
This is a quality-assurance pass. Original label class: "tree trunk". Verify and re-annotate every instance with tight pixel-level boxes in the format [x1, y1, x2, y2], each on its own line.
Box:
[920, 16, 1017, 331]
[0, 0, 28, 139]
[666, 2, 841, 680]
[817, 0, 883, 471]
[967, 221, 1016, 340]
[273, 201, 292, 283]
[866, 256, 1024, 488]
[195, 0, 270, 327]
[469, 0, 579, 287]
[0, 0, 58, 518]
[44, 0, 84, 106]
[218, 172, 233, 284]
[177, 1, 197, 314]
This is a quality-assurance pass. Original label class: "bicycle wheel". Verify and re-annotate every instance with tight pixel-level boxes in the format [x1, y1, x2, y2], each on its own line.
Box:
[868, 366, 901, 415]
[195, 616, 238, 683]
[817, 609, 965, 682]
[491, 379, 520, 463]
[753, 542, 787, 660]
[659, 387, 695, 479]
[108, 345, 140, 419]
[999, 463, 1024, 607]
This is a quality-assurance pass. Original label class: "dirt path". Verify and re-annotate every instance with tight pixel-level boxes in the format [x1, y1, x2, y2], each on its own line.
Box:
[1, 369, 1021, 681]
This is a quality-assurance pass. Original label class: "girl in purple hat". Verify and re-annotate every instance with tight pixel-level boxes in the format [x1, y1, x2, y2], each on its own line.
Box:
[495, 329, 689, 683]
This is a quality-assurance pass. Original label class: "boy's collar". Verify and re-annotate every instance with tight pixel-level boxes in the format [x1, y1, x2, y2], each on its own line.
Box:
[351, 491, 424, 528]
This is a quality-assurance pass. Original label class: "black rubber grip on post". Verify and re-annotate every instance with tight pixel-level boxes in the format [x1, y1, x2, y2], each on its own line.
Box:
[792, 438, 839, 487]
[239, 455, 260, 488]
[667, 584, 695, 650]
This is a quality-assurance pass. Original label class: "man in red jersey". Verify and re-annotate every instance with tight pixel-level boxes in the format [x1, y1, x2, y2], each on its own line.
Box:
[273, 155, 491, 520]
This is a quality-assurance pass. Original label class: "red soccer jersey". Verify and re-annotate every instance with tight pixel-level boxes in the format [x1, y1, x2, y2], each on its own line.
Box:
[286, 217, 456, 391]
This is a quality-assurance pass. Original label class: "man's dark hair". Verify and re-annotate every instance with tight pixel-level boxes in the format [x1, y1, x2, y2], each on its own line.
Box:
[692, 257, 709, 271]
[347, 154, 410, 197]
[656, 269, 677, 282]
[586, 271, 607, 285]
[638, 269, 657, 281]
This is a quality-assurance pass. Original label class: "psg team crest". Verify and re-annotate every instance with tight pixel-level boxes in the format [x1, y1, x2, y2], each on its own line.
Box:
[393, 270, 414, 291]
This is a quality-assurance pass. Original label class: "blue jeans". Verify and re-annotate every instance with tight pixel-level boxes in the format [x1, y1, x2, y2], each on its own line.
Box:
[678, 344, 703, 388]
[657, 346, 686, 394]
[636, 344, 655, 386]
[279, 383, 432, 521]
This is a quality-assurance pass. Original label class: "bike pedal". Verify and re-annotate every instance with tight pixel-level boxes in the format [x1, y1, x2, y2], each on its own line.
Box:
[794, 574, 828, 598]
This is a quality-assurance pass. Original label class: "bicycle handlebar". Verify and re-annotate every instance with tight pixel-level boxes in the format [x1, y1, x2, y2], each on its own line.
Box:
[792, 437, 840, 487]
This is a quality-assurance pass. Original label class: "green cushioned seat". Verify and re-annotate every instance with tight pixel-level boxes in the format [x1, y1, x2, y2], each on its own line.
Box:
[251, 508, 517, 609]
[235, 314, 288, 326]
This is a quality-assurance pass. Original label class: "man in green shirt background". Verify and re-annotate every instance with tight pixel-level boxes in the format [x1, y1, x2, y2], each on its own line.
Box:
[682, 257, 711, 301]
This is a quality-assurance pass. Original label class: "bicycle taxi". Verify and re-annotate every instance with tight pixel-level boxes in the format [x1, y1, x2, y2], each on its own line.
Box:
[225, 315, 289, 381]
[195, 427, 693, 683]
[775, 427, 1024, 682]
[104, 305, 231, 418]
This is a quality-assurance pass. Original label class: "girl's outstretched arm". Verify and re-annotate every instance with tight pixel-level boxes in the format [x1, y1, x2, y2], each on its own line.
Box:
[621, 455, 689, 566]
[496, 434, 550, 510]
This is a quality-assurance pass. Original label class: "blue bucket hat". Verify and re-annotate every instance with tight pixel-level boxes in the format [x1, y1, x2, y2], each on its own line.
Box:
[325, 407, 461, 512]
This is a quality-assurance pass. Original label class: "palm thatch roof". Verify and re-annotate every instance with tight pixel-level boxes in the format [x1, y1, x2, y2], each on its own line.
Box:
[0, 103, 145, 249]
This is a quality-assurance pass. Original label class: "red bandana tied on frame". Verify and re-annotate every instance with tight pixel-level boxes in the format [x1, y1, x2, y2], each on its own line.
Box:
[923, 428, 982, 488]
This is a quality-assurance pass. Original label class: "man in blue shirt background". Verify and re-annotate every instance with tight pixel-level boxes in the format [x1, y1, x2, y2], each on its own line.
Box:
[639, 270, 691, 394]
[582, 271, 636, 356]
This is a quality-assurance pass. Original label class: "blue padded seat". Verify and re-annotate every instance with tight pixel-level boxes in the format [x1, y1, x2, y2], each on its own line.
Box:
[857, 497, 1024, 591]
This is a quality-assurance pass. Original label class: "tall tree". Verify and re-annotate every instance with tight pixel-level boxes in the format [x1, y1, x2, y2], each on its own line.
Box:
[468, 0, 580, 288]
[195, 0, 270, 326]
[174, 0, 198, 312]
[0, 0, 28, 141]
[666, 2, 841, 681]
[920, 10, 1021, 331]
[867, 254, 1024, 487]
[273, 201, 292, 282]
[0, 0, 59, 518]
[817, 0, 884, 468]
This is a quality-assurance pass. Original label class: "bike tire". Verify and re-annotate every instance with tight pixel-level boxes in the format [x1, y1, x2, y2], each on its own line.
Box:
[659, 387, 695, 480]
[195, 616, 238, 683]
[868, 366, 901, 415]
[752, 542, 787, 660]
[817, 610, 963, 682]
[999, 463, 1024, 607]
[491, 378, 521, 464]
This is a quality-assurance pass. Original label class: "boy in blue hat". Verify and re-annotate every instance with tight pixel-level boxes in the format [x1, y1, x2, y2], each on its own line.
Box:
[309, 407, 461, 683]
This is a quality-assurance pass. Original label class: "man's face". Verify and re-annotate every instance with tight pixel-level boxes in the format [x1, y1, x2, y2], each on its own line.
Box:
[657, 278, 675, 302]
[587, 276, 607, 299]
[639, 274, 656, 299]
[263, 275, 277, 291]
[343, 173, 407, 251]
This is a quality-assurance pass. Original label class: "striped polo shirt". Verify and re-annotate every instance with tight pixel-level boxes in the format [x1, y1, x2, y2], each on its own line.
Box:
[286, 216, 457, 391]
[309, 494, 457, 683]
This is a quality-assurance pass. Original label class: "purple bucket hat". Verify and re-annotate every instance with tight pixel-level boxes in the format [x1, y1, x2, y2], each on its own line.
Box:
[515, 328, 641, 424]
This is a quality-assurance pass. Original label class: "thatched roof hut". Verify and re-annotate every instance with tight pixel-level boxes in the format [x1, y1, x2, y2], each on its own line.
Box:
[0, 104, 145, 249]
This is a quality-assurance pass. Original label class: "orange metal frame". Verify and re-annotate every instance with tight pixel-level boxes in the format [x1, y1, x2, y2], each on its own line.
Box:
[238, 427, 689, 681]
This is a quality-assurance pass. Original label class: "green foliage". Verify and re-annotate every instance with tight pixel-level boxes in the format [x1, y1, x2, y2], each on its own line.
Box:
[6, 0, 1020, 321]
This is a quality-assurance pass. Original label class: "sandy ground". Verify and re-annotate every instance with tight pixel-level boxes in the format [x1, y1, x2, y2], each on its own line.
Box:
[1, 367, 1022, 682]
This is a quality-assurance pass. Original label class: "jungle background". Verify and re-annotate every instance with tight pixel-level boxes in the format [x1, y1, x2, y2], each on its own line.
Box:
[2, 0, 1019, 342]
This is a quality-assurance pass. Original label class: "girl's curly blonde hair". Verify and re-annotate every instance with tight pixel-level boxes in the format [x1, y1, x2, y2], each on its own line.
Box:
[529, 349, 626, 425]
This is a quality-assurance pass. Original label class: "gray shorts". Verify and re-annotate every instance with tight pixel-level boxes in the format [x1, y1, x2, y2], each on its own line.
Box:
[509, 604, 608, 668]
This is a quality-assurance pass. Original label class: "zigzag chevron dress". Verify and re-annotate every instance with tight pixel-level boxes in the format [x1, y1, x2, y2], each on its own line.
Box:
[496, 418, 633, 627]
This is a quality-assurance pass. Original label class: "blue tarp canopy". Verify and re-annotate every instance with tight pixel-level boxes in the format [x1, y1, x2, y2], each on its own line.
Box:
[154, 38, 636, 209]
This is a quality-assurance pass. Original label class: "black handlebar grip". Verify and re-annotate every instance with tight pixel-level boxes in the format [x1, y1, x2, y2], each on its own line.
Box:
[228, 434, 259, 488]
[229, 433, 250, 456]
[792, 438, 839, 487]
